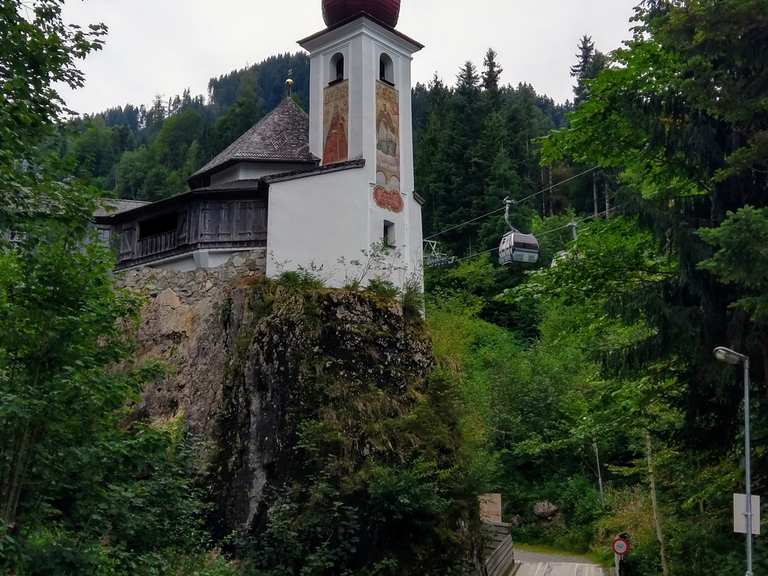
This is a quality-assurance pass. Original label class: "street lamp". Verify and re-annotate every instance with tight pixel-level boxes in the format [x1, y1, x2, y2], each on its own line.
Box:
[714, 346, 752, 576]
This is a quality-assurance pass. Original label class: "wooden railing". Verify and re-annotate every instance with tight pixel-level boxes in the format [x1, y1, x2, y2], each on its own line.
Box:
[136, 230, 177, 259]
[481, 521, 515, 576]
[485, 536, 514, 576]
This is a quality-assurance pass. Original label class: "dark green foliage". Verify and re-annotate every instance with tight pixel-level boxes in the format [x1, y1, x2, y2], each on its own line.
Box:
[425, 7, 768, 568]
[699, 206, 768, 322]
[208, 80, 264, 159]
[0, 223, 232, 575]
[277, 269, 327, 291]
[365, 278, 400, 301]
[12, 427, 221, 576]
[512, 477, 603, 552]
[0, 5, 239, 573]
[426, 255, 537, 335]
[401, 279, 425, 321]
[0, 0, 106, 225]
[481, 49, 503, 97]
[570, 35, 607, 106]
[0, 222, 138, 525]
[208, 53, 309, 113]
[507, 0, 768, 573]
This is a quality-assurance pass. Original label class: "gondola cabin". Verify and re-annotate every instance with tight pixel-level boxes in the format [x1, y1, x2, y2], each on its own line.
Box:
[499, 231, 540, 265]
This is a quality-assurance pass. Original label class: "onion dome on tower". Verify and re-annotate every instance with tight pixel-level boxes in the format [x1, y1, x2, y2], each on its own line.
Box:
[322, 0, 401, 28]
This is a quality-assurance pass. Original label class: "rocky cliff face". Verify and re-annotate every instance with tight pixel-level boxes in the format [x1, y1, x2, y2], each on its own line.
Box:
[118, 255, 433, 534]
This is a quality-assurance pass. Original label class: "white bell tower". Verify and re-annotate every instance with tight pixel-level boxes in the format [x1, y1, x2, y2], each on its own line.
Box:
[266, 5, 424, 289]
[298, 11, 424, 286]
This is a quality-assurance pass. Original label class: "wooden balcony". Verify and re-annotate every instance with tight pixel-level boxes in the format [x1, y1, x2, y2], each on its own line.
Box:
[111, 198, 268, 270]
[136, 230, 178, 259]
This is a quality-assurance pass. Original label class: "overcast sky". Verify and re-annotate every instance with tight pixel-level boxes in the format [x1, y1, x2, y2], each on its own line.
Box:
[59, 0, 638, 115]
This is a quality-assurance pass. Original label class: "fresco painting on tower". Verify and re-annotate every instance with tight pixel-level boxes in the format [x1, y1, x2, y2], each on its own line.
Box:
[323, 80, 349, 165]
[375, 81, 402, 213]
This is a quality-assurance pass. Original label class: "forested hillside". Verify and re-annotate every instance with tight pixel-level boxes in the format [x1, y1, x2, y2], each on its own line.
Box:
[413, 51, 572, 256]
[53, 53, 310, 201]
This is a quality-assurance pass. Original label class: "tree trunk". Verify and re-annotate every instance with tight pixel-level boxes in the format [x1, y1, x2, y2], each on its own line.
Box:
[593, 441, 605, 506]
[605, 180, 611, 217]
[1, 424, 33, 525]
[759, 335, 768, 395]
[645, 430, 670, 576]
[593, 174, 599, 218]
[1, 366, 41, 525]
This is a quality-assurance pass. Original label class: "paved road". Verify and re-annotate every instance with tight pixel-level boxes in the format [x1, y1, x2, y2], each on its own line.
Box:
[515, 549, 605, 576]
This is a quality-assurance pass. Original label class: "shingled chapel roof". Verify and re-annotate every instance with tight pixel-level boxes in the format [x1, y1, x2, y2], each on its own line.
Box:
[189, 97, 317, 187]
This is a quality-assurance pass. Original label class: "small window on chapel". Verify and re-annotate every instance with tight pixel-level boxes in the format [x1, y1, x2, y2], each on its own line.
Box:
[330, 53, 344, 84]
[379, 53, 394, 85]
[383, 220, 396, 249]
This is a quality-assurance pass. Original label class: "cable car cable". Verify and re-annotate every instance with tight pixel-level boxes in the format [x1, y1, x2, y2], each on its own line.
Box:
[535, 204, 621, 239]
[424, 166, 599, 241]
[454, 246, 499, 263]
[449, 205, 622, 266]
[512, 166, 599, 210]
[424, 206, 506, 241]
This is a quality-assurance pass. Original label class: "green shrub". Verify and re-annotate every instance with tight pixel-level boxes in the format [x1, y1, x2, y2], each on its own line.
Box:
[8, 424, 222, 576]
[366, 278, 400, 300]
[277, 269, 326, 290]
[401, 279, 424, 320]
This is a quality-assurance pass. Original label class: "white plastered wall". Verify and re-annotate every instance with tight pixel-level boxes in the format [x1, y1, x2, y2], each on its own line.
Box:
[266, 168, 380, 287]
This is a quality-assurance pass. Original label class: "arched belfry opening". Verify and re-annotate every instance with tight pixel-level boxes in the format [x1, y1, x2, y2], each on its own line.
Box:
[330, 52, 345, 83]
[379, 53, 394, 85]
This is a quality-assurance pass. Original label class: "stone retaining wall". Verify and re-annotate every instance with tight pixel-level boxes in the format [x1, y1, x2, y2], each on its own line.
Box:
[116, 249, 266, 303]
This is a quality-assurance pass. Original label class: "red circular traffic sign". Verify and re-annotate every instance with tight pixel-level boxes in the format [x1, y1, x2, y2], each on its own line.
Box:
[612, 537, 630, 557]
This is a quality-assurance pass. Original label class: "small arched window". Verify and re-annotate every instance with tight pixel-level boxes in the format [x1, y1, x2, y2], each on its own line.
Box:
[379, 53, 394, 85]
[330, 53, 345, 84]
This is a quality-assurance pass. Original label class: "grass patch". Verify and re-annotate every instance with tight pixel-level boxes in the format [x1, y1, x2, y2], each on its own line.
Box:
[515, 543, 608, 567]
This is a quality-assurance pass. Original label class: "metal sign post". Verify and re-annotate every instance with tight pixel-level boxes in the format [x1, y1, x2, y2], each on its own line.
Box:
[611, 536, 631, 576]
[734, 494, 761, 535]
[714, 347, 754, 576]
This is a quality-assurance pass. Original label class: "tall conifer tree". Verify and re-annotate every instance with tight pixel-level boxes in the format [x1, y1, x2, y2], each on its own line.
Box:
[570, 35, 607, 105]
[482, 48, 503, 98]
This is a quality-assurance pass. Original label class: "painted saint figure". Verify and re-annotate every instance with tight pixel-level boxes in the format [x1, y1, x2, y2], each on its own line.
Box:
[375, 82, 403, 212]
[323, 110, 348, 164]
[323, 81, 350, 165]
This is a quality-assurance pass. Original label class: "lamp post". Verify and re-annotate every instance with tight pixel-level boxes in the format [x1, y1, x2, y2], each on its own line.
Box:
[714, 346, 752, 576]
